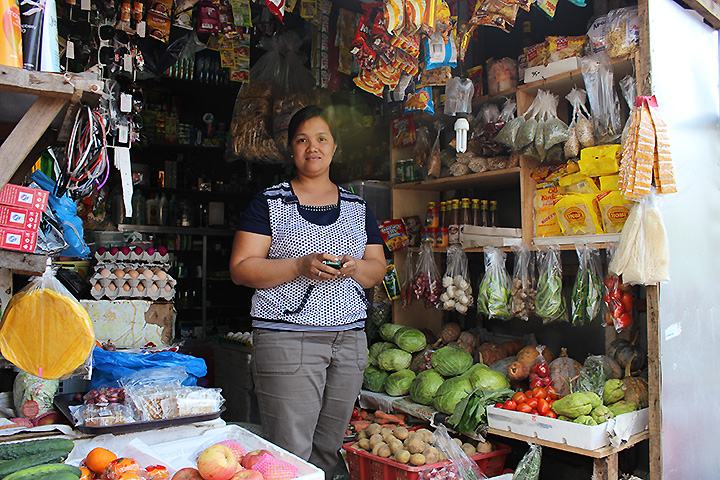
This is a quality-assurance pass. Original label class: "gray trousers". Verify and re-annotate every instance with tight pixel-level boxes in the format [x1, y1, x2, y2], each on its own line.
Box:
[251, 328, 367, 480]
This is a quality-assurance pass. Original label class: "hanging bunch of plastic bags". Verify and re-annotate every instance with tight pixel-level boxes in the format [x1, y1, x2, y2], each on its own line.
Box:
[570, 244, 603, 325]
[564, 87, 595, 158]
[413, 244, 442, 308]
[400, 249, 416, 310]
[440, 245, 473, 314]
[581, 53, 622, 143]
[535, 246, 567, 323]
[510, 244, 536, 321]
[493, 99, 520, 149]
[476, 246, 512, 320]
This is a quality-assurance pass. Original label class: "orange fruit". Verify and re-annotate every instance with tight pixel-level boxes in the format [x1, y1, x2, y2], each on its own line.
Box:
[106, 458, 142, 479]
[79, 466, 96, 480]
[86, 448, 117, 474]
[145, 465, 170, 480]
[115, 474, 142, 480]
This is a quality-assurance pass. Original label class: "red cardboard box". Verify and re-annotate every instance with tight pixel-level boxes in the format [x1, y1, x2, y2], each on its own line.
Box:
[0, 185, 49, 212]
[0, 227, 38, 252]
[0, 206, 41, 230]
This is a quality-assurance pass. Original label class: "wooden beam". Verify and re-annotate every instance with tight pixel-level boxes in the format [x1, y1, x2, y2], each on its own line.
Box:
[9, 129, 56, 185]
[0, 66, 102, 99]
[0, 96, 67, 190]
[0, 251, 47, 275]
[593, 454, 619, 480]
[682, 0, 720, 29]
[646, 284, 662, 480]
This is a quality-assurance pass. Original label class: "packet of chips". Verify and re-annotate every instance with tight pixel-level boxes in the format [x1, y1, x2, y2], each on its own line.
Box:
[596, 190, 634, 233]
[535, 186, 562, 237]
[385, 0, 405, 34]
[379, 219, 411, 251]
[554, 193, 605, 235]
[546, 35, 587, 63]
[354, 70, 385, 97]
[383, 261, 401, 300]
[405, 86, 434, 115]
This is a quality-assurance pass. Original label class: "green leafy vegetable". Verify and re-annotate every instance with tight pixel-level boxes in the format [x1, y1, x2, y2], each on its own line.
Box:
[535, 247, 567, 323]
[448, 387, 514, 434]
[571, 245, 603, 325]
[476, 247, 512, 320]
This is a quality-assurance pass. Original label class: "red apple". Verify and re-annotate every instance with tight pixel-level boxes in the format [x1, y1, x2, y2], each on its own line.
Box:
[197, 444, 238, 480]
[171, 468, 204, 480]
[240, 450, 273, 470]
[216, 440, 245, 463]
[134, 246, 144, 255]
[231, 470, 264, 480]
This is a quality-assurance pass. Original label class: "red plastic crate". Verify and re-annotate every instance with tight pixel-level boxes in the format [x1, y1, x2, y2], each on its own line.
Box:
[342, 441, 511, 480]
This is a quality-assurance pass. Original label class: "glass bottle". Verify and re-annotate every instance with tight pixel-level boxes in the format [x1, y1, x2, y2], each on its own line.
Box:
[439, 201, 447, 229]
[426, 202, 439, 228]
[448, 199, 460, 245]
[481, 200, 489, 227]
[460, 198, 472, 225]
[471, 199, 481, 226]
[490, 200, 498, 227]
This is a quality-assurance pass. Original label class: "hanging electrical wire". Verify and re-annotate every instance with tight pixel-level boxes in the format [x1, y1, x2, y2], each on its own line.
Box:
[58, 105, 110, 199]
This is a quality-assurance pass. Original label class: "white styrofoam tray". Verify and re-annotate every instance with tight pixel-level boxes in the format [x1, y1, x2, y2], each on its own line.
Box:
[67, 422, 324, 480]
[487, 406, 649, 451]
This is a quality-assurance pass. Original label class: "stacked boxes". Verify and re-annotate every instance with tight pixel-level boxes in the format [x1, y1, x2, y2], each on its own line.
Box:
[0, 184, 49, 252]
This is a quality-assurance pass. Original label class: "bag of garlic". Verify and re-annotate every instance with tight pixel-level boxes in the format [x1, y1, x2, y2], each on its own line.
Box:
[440, 245, 472, 314]
[510, 244, 536, 321]
[476, 247, 513, 320]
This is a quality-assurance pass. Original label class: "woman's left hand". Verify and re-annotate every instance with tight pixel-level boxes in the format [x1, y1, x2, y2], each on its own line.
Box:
[338, 255, 358, 279]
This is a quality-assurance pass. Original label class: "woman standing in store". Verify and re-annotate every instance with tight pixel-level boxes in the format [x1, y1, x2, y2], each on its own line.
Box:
[230, 105, 386, 479]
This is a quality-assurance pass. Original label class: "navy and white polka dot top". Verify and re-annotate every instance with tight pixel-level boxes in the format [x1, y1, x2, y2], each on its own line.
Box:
[249, 182, 371, 330]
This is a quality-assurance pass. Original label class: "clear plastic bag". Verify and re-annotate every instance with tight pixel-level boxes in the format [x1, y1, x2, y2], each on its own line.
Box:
[534, 246, 567, 323]
[536, 90, 569, 151]
[601, 269, 634, 333]
[576, 355, 607, 397]
[570, 245, 603, 326]
[495, 116, 523, 149]
[13, 372, 58, 419]
[510, 244, 536, 321]
[566, 87, 595, 155]
[400, 249, 416, 310]
[476, 247, 512, 320]
[412, 244, 442, 308]
[0, 265, 95, 380]
[619, 75, 637, 148]
[440, 245, 473, 314]
[431, 425, 487, 480]
[513, 443, 542, 480]
[580, 53, 622, 143]
[427, 122, 444, 179]
[605, 6, 639, 58]
[414, 126, 432, 170]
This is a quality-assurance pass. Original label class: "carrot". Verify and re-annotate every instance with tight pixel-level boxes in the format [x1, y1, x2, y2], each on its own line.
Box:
[374, 411, 406, 425]
[350, 420, 372, 431]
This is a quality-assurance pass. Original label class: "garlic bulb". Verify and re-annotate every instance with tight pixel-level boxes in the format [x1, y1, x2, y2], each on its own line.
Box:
[442, 276, 454, 288]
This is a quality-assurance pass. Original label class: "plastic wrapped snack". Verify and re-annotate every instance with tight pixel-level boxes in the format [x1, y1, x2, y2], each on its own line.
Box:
[74, 402, 136, 427]
[13, 372, 59, 419]
[605, 7, 639, 58]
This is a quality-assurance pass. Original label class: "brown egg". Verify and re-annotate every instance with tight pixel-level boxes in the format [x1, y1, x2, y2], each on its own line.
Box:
[156, 270, 167, 280]
[141, 269, 153, 279]
[128, 269, 139, 279]
[99, 268, 111, 278]
[113, 268, 125, 278]
[136, 283, 145, 292]
[163, 284, 172, 292]
[93, 283, 102, 291]
[108, 283, 117, 291]
[150, 283, 159, 292]
[122, 283, 131, 292]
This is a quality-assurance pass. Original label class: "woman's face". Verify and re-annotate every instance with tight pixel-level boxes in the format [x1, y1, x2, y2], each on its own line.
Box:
[290, 116, 337, 179]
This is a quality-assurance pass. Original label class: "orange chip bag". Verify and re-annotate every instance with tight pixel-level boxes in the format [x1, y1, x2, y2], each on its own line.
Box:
[353, 70, 385, 97]
[524, 41, 548, 67]
[374, 59, 402, 87]
[393, 48, 419, 76]
[379, 219, 410, 251]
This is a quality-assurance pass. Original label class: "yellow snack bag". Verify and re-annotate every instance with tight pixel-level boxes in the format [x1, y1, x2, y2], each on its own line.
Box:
[535, 187, 562, 237]
[559, 174, 600, 195]
[546, 160, 579, 182]
[554, 193, 605, 235]
[596, 190, 635, 233]
[599, 174, 620, 191]
[579, 145, 621, 176]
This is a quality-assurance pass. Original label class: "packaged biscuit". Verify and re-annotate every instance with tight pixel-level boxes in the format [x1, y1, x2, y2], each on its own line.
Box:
[535, 186, 562, 237]
[554, 193, 605, 235]
[546, 35, 587, 63]
[596, 190, 634, 233]
[558, 173, 600, 194]
[379, 219, 411, 251]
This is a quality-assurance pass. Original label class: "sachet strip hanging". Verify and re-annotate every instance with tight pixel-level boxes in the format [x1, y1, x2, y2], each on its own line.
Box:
[619, 95, 677, 199]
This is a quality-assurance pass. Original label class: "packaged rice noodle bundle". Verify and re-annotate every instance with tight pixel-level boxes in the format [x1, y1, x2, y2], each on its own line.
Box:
[534, 186, 562, 237]
[565, 88, 595, 158]
[605, 7, 639, 58]
[554, 193, 605, 235]
[546, 35, 587, 63]
[596, 190, 634, 233]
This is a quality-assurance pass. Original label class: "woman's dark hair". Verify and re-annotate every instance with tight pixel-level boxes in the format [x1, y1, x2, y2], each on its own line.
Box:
[287, 105, 337, 147]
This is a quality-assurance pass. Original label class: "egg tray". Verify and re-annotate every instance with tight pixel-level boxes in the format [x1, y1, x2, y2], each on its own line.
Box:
[95, 251, 170, 264]
[93, 264, 172, 281]
[90, 280, 175, 301]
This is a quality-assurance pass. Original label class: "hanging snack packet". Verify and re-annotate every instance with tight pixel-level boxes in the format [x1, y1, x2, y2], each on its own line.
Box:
[405, 86, 434, 115]
[423, 30, 458, 70]
[554, 193, 605, 235]
[413, 244, 442, 308]
[535, 246, 567, 323]
[570, 244, 603, 325]
[596, 190, 634, 233]
[384, 0, 405, 35]
[373, 58, 402, 87]
[393, 48, 420, 76]
[439, 245, 473, 314]
[383, 261, 401, 300]
[354, 69, 385, 97]
[476, 246, 512, 320]
[379, 219, 411, 251]
[510, 244, 536, 321]
[400, 249, 416, 309]
[404, 0, 423, 33]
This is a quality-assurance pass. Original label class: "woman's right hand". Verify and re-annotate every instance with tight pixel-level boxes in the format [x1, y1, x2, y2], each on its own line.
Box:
[299, 253, 342, 281]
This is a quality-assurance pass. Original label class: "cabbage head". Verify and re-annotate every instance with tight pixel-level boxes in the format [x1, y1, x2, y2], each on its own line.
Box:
[384, 369, 416, 396]
[378, 348, 412, 371]
[462, 363, 510, 391]
[431, 345, 473, 377]
[368, 342, 395, 366]
[363, 365, 389, 392]
[433, 376, 473, 414]
[379, 324, 404, 342]
[409, 369, 444, 405]
[394, 327, 427, 353]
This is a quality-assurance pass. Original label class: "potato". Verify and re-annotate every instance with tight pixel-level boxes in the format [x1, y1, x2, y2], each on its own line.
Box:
[393, 426, 409, 441]
[388, 438, 404, 454]
[476, 441, 494, 453]
[366, 424, 382, 436]
[438, 451, 447, 462]
[403, 433, 418, 448]
[422, 446, 439, 465]
[371, 441, 388, 456]
[410, 453, 426, 466]
[394, 449, 411, 464]
[377, 445, 392, 458]
[407, 438, 426, 455]
[453, 438, 463, 447]
[357, 429, 368, 440]
[461, 443, 477, 457]
[358, 438, 371, 451]
[416, 428, 433, 442]
[369, 433, 384, 448]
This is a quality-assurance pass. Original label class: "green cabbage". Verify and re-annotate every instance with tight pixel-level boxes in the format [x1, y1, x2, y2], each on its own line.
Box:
[379, 324, 405, 342]
[377, 349, 412, 371]
[384, 369, 416, 396]
[433, 376, 473, 414]
[368, 342, 395, 366]
[409, 369, 444, 405]
[393, 327, 427, 353]
[363, 365, 389, 392]
[431, 345, 473, 377]
[462, 364, 510, 391]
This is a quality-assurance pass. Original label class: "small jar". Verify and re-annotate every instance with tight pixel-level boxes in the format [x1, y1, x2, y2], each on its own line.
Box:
[426, 202, 439, 228]
[436, 227, 449, 247]
[429, 227, 438, 247]
[421, 227, 432, 245]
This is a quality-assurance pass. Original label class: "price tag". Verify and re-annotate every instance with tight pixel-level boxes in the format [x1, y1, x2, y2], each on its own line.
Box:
[118, 124, 129, 144]
[124, 54, 133, 72]
[66, 41, 75, 59]
[120, 93, 132, 113]
[136, 21, 146, 37]
[80, 0, 90, 10]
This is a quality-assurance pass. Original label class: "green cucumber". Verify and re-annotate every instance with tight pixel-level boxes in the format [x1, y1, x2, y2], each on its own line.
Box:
[0, 449, 71, 478]
[0, 438, 74, 462]
[3, 463, 81, 480]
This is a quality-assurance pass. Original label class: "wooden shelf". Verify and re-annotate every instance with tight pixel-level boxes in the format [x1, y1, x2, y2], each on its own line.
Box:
[118, 224, 235, 236]
[393, 167, 521, 191]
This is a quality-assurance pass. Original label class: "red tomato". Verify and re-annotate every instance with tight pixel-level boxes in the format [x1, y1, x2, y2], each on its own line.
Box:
[621, 292, 633, 312]
[531, 387, 548, 399]
[545, 411, 557, 419]
[511, 392, 527, 403]
[616, 313, 633, 330]
[494, 403, 504, 409]
[537, 398, 551, 416]
[546, 386, 558, 400]
[525, 390, 534, 398]
[604, 276, 616, 289]
[525, 397, 539, 409]
[504, 400, 517, 411]
[610, 289, 623, 301]
[612, 302, 625, 318]
[517, 403, 533, 414]
[603, 293, 612, 305]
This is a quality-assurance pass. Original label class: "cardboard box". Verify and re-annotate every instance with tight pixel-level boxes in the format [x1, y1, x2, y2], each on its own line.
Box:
[523, 57, 582, 83]
[0, 205, 41, 230]
[0, 227, 37, 252]
[487, 406, 649, 451]
[460, 225, 522, 248]
[0, 184, 49, 212]
[79, 300, 175, 347]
